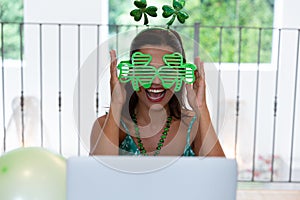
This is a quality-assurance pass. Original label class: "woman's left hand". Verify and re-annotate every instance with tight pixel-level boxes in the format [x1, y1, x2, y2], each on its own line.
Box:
[186, 56, 207, 114]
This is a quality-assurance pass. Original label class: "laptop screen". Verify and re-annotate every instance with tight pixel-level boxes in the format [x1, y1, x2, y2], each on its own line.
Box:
[67, 156, 237, 200]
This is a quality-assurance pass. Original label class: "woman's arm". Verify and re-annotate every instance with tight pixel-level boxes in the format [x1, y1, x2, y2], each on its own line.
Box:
[90, 50, 126, 155]
[193, 106, 225, 157]
[90, 105, 122, 155]
[186, 57, 225, 157]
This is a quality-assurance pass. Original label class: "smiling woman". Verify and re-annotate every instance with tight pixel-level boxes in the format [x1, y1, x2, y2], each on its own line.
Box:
[90, 28, 225, 157]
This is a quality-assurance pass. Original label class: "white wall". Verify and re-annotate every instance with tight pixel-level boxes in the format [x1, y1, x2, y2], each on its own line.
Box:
[6, 0, 109, 156]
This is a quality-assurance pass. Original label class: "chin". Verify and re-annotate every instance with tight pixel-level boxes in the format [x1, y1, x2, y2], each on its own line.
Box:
[149, 103, 165, 111]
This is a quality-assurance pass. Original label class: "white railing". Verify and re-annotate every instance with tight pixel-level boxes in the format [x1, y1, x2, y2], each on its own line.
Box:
[0, 22, 299, 183]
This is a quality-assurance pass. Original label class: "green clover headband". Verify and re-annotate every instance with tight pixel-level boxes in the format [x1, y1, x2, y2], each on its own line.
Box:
[130, 0, 189, 27]
[117, 52, 196, 92]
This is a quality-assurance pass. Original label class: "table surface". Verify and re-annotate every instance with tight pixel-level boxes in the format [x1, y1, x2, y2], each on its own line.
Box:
[237, 190, 300, 200]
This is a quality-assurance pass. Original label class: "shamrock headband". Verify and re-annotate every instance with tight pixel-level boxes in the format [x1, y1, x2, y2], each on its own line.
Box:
[117, 52, 196, 92]
[130, 0, 189, 27]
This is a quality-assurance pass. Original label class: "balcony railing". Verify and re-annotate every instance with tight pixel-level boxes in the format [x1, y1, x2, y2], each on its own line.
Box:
[0, 22, 299, 183]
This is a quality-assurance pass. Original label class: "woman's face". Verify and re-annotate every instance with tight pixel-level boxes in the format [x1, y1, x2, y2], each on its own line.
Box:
[135, 45, 176, 110]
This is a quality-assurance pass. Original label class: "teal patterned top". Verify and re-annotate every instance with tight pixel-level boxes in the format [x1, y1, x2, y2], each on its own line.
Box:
[119, 116, 197, 156]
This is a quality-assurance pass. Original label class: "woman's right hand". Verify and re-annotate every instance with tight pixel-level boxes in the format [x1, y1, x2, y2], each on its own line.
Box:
[110, 50, 126, 106]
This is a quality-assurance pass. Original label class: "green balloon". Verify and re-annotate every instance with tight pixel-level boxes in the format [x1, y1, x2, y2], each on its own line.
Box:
[0, 147, 66, 200]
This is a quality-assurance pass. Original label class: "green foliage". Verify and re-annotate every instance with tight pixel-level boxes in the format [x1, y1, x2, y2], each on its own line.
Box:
[184, 0, 273, 63]
[0, 0, 23, 60]
[109, 0, 273, 63]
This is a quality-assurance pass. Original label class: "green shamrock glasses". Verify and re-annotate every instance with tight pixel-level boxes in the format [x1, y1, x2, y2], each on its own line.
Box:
[117, 52, 197, 92]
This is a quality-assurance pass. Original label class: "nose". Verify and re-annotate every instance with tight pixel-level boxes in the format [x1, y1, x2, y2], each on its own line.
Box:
[152, 74, 162, 85]
[150, 61, 163, 85]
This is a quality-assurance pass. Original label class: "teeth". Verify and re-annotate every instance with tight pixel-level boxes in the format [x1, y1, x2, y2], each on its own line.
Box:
[147, 89, 164, 93]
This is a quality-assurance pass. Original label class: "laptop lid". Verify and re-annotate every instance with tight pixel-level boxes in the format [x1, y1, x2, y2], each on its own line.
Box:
[67, 156, 237, 200]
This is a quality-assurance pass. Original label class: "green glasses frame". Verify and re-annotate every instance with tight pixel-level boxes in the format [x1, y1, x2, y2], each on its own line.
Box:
[117, 52, 197, 92]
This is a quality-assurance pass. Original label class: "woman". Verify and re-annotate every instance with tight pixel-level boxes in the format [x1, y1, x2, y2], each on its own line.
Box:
[90, 28, 225, 157]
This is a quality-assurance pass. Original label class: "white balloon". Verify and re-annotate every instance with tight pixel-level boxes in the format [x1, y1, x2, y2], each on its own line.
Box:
[0, 147, 66, 200]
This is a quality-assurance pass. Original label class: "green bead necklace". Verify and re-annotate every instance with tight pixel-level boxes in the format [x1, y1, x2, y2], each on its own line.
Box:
[132, 114, 172, 156]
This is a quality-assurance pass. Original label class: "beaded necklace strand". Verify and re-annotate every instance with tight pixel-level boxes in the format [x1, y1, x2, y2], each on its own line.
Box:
[132, 114, 172, 156]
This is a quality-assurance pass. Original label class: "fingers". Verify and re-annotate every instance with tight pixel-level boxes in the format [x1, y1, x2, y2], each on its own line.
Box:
[194, 56, 205, 79]
[185, 83, 194, 95]
[194, 56, 206, 89]
[110, 50, 126, 93]
[185, 82, 198, 110]
[110, 50, 118, 82]
[185, 56, 207, 111]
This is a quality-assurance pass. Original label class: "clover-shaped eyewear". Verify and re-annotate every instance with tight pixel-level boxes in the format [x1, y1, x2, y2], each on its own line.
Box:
[117, 52, 196, 92]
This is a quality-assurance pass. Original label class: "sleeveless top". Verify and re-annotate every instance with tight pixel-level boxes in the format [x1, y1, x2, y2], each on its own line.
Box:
[119, 116, 197, 156]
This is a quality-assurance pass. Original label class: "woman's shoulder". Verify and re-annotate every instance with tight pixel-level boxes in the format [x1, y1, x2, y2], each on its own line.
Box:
[94, 114, 107, 126]
[91, 114, 107, 135]
[93, 113, 127, 140]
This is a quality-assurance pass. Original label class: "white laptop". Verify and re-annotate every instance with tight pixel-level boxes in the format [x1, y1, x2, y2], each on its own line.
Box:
[67, 156, 237, 200]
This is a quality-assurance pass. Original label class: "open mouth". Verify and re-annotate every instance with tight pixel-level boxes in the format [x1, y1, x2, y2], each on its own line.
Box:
[145, 88, 166, 102]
